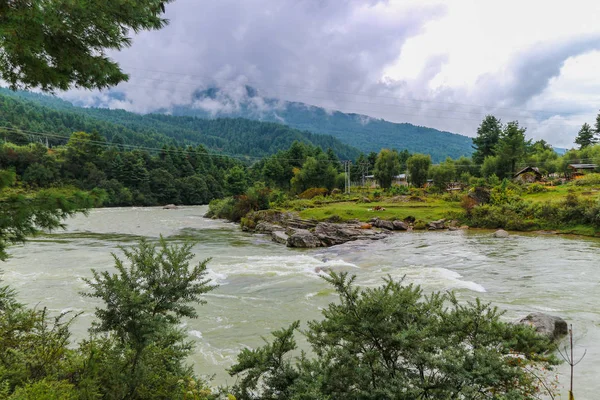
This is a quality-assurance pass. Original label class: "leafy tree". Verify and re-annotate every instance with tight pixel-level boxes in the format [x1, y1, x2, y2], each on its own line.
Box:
[373, 149, 400, 189]
[0, 0, 173, 91]
[472, 115, 503, 164]
[575, 122, 597, 149]
[496, 121, 528, 177]
[229, 272, 557, 400]
[82, 238, 216, 399]
[430, 158, 456, 191]
[0, 170, 101, 260]
[290, 155, 337, 193]
[225, 166, 249, 196]
[481, 155, 502, 178]
[406, 153, 431, 187]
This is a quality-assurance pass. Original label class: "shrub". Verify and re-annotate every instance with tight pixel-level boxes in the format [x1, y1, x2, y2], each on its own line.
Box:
[527, 183, 547, 193]
[298, 187, 328, 199]
[229, 273, 558, 400]
[574, 173, 600, 186]
[388, 185, 409, 196]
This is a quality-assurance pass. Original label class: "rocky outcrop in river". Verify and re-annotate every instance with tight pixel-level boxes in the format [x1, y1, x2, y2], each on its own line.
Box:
[518, 312, 568, 341]
[241, 210, 466, 248]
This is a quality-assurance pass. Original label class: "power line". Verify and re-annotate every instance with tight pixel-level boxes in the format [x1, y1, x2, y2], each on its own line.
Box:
[0, 125, 350, 166]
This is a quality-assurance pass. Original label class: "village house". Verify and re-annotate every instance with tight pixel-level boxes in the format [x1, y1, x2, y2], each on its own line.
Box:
[567, 163, 598, 179]
[513, 166, 543, 183]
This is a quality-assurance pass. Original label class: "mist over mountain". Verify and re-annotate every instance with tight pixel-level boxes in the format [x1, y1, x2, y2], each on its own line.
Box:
[154, 86, 475, 162]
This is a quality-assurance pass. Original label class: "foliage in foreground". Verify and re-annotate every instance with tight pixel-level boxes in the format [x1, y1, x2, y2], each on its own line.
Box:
[229, 272, 558, 400]
[0, 239, 229, 399]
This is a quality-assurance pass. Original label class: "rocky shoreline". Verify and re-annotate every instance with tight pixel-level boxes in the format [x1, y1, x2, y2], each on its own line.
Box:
[238, 210, 469, 248]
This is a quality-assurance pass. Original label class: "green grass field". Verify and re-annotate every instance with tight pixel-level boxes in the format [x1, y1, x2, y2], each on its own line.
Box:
[294, 198, 461, 222]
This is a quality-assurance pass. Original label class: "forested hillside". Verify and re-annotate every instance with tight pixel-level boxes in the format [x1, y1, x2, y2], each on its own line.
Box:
[0, 89, 361, 160]
[164, 86, 474, 162]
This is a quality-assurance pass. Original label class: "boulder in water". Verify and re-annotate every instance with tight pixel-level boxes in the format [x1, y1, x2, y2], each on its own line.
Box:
[271, 231, 289, 244]
[493, 229, 509, 238]
[518, 312, 568, 341]
[255, 222, 283, 234]
[163, 204, 178, 210]
[392, 220, 409, 231]
[373, 219, 394, 231]
[428, 219, 446, 230]
[287, 229, 322, 248]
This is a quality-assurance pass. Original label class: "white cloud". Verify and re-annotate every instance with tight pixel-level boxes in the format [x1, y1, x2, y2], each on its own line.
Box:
[58, 0, 600, 148]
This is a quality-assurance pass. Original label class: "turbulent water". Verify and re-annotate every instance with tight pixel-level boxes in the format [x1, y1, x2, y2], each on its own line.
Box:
[2, 206, 599, 397]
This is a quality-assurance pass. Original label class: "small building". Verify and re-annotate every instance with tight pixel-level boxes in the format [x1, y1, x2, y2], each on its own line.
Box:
[364, 174, 408, 188]
[567, 164, 598, 179]
[514, 166, 543, 183]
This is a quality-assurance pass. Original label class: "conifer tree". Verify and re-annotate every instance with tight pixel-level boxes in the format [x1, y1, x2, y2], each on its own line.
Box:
[575, 123, 597, 149]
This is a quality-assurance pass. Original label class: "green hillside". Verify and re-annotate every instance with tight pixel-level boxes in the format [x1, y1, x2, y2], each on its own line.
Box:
[0, 89, 361, 161]
[166, 87, 474, 162]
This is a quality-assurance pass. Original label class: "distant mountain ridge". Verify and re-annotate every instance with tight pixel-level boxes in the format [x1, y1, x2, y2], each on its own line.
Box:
[158, 86, 475, 162]
[0, 88, 361, 160]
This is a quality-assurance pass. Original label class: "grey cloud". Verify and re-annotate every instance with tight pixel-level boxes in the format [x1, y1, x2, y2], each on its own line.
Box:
[61, 0, 441, 114]
[475, 35, 600, 107]
[58, 1, 599, 149]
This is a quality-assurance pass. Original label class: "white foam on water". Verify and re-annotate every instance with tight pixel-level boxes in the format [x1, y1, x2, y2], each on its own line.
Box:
[210, 254, 359, 280]
[360, 266, 486, 293]
[189, 330, 203, 339]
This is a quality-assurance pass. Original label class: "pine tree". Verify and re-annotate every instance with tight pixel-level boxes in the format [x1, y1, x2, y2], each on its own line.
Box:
[575, 123, 597, 149]
[472, 115, 503, 165]
[0, 1, 173, 91]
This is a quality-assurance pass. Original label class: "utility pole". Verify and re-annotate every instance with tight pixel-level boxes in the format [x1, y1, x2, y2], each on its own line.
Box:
[344, 161, 352, 194]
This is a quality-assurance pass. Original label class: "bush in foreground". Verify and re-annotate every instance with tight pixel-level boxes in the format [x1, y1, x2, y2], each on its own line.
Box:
[229, 272, 558, 400]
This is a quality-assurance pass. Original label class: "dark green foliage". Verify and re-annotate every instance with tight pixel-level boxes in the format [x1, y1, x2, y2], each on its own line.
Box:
[0, 0, 173, 91]
[229, 272, 557, 400]
[495, 121, 529, 178]
[429, 158, 456, 191]
[0, 169, 103, 260]
[406, 153, 431, 187]
[0, 134, 240, 207]
[290, 155, 338, 194]
[574, 122, 597, 149]
[0, 287, 81, 397]
[472, 115, 502, 165]
[373, 149, 400, 189]
[81, 238, 216, 399]
[0, 89, 360, 160]
[206, 182, 272, 223]
[170, 91, 473, 162]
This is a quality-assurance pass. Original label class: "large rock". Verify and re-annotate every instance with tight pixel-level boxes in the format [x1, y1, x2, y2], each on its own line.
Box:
[373, 219, 394, 231]
[392, 220, 409, 231]
[255, 222, 283, 234]
[271, 231, 289, 244]
[314, 222, 389, 247]
[493, 229, 509, 238]
[518, 313, 568, 341]
[287, 229, 322, 248]
[163, 204, 178, 210]
[428, 219, 446, 230]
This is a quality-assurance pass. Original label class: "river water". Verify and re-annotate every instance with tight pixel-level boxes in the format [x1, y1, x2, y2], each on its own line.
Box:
[1, 206, 599, 398]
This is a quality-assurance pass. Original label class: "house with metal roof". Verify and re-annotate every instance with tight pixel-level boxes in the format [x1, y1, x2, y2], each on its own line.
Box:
[567, 164, 598, 179]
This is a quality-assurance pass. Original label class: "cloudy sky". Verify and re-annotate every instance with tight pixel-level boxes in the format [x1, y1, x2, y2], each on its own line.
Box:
[65, 0, 600, 147]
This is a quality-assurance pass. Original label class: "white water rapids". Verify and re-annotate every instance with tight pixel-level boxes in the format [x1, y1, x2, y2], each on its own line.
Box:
[2, 206, 599, 398]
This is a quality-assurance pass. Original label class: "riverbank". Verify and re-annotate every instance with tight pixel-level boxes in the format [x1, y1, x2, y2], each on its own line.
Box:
[4, 206, 600, 397]
[205, 182, 600, 245]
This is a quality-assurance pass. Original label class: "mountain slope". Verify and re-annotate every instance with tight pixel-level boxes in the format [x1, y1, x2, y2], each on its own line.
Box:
[163, 87, 474, 162]
[0, 88, 361, 160]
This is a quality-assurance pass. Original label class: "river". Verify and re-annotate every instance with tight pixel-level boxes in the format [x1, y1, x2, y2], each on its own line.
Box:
[1, 206, 599, 398]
